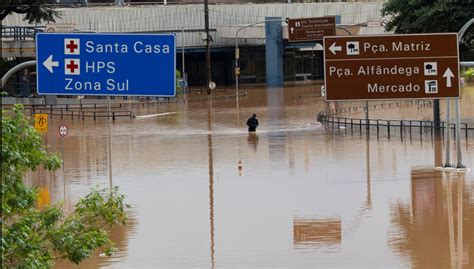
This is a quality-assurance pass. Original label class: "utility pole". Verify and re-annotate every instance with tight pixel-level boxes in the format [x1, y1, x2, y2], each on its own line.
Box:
[204, 0, 212, 94]
[182, 27, 186, 100]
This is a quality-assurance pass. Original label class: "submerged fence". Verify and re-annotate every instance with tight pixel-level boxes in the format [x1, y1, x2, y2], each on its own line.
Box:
[317, 101, 474, 141]
[11, 91, 248, 121]
[22, 104, 133, 121]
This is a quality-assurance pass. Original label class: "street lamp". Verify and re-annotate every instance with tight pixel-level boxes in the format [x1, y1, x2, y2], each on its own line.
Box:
[333, 25, 370, 130]
[234, 19, 286, 97]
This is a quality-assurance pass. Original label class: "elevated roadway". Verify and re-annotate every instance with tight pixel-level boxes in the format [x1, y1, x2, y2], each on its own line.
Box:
[2, 2, 386, 58]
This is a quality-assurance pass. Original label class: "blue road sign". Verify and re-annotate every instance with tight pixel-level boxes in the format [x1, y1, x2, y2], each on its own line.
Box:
[36, 33, 176, 96]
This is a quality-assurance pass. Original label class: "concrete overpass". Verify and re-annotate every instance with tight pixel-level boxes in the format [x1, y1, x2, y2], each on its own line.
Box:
[2, 2, 387, 58]
[2, 2, 388, 95]
[1, 23, 372, 58]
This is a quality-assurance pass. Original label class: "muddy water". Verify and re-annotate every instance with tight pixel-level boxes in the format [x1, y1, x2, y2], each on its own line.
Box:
[28, 83, 474, 268]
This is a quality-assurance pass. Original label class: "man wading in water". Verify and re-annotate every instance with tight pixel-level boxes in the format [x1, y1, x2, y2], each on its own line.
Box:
[246, 114, 259, 132]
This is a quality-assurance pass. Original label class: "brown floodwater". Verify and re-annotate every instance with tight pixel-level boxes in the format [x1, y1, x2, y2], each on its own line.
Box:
[27, 83, 474, 268]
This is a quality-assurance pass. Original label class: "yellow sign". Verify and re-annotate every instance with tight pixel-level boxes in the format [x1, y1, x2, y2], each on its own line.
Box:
[37, 187, 51, 210]
[34, 114, 48, 132]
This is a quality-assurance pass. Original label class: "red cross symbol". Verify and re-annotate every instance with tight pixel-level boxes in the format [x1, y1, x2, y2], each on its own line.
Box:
[66, 40, 78, 53]
[65, 59, 80, 75]
[64, 38, 80, 55]
[67, 60, 78, 73]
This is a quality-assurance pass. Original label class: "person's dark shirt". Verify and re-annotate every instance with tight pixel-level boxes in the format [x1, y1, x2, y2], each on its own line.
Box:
[247, 116, 259, 131]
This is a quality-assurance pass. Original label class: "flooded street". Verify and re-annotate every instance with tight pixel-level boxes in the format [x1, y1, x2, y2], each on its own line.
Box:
[29, 83, 474, 268]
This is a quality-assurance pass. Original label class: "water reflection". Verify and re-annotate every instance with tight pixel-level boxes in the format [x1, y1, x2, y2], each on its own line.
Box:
[207, 98, 216, 269]
[266, 87, 287, 171]
[293, 218, 341, 250]
[247, 133, 259, 152]
[36, 186, 51, 210]
[389, 168, 474, 269]
[434, 135, 443, 167]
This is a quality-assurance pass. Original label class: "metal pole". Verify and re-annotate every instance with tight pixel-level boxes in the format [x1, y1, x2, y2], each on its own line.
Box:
[204, 0, 212, 94]
[365, 101, 369, 130]
[107, 96, 113, 189]
[444, 99, 452, 167]
[234, 19, 285, 98]
[433, 99, 441, 138]
[235, 46, 239, 97]
[454, 98, 465, 168]
[61, 136, 67, 209]
[182, 27, 186, 100]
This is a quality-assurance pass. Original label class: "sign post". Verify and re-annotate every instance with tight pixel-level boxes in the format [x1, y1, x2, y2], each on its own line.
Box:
[288, 17, 336, 42]
[59, 124, 68, 163]
[36, 33, 176, 97]
[59, 124, 68, 207]
[323, 33, 460, 101]
[59, 124, 68, 179]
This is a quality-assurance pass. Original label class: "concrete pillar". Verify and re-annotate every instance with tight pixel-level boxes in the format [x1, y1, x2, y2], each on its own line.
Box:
[45, 95, 58, 105]
[265, 17, 284, 87]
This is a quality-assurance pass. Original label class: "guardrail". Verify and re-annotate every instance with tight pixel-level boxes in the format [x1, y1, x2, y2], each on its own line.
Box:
[9, 91, 248, 120]
[24, 106, 133, 121]
[317, 113, 473, 141]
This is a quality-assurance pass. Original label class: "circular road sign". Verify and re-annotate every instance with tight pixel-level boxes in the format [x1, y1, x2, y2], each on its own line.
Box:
[59, 124, 68, 137]
[209, 81, 216, 90]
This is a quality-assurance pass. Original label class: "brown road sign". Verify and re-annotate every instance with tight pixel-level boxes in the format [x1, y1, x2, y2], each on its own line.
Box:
[288, 17, 336, 42]
[323, 33, 460, 101]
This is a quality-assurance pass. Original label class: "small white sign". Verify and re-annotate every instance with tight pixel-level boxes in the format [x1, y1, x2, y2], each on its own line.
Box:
[64, 38, 80, 55]
[64, 59, 81, 75]
[424, 62, 437, 76]
[425, 80, 438, 94]
[367, 18, 381, 27]
[45, 23, 75, 33]
[59, 124, 68, 137]
[209, 81, 216, 90]
[346, 41, 360, 55]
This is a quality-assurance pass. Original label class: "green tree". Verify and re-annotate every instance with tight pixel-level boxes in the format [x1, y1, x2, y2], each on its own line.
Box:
[176, 69, 183, 96]
[1, 105, 129, 268]
[382, 0, 474, 45]
[0, 0, 61, 23]
[382, 0, 474, 133]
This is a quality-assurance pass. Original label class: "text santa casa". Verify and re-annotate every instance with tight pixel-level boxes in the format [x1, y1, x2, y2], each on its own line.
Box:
[85, 41, 171, 54]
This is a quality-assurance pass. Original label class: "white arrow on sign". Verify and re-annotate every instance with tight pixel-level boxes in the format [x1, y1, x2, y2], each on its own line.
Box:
[443, 67, 454, 87]
[290, 27, 294, 34]
[43, 55, 59, 73]
[329, 42, 342, 55]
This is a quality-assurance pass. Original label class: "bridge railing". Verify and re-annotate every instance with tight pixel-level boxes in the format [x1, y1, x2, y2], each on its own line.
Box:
[1, 26, 44, 41]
